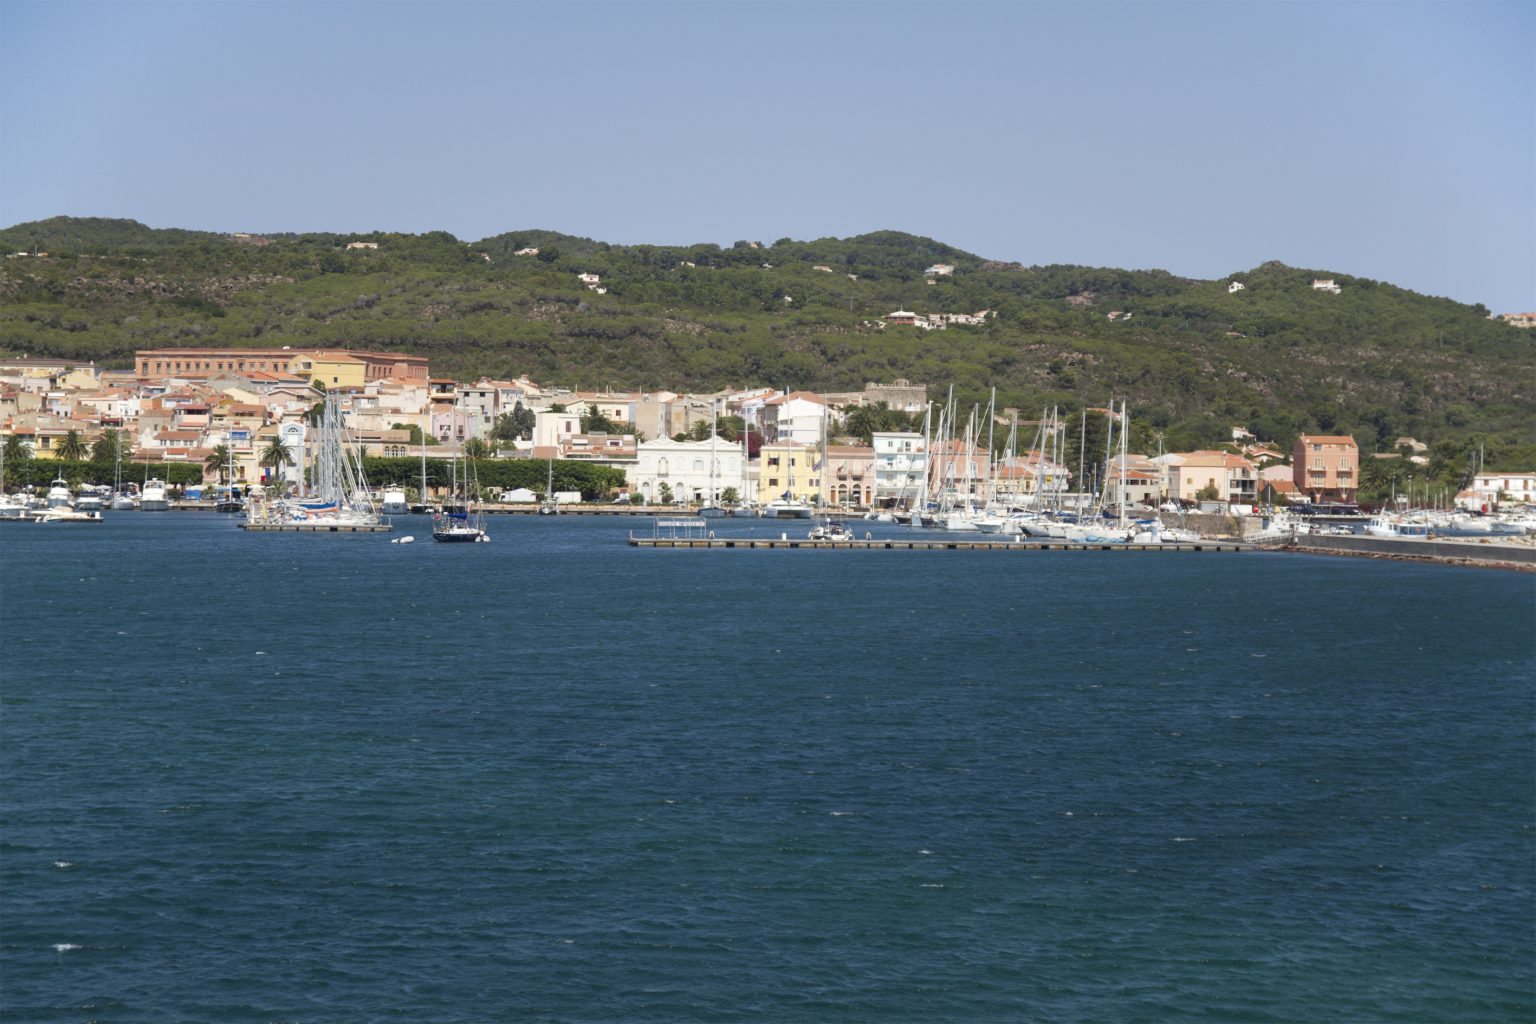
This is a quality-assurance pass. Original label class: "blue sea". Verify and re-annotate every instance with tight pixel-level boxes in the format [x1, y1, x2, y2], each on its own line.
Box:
[2, 513, 1533, 1022]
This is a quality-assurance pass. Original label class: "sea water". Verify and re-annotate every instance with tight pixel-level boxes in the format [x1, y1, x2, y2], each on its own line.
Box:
[2, 514, 1533, 1022]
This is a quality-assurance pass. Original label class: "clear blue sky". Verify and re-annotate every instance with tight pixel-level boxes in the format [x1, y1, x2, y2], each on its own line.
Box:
[2, 1, 1531, 311]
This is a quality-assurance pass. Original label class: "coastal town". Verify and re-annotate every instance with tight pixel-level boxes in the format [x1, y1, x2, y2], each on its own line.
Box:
[2, 346, 1533, 544]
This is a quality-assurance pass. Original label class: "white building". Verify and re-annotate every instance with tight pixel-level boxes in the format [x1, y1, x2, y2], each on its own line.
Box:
[924, 263, 956, 276]
[533, 408, 583, 448]
[631, 437, 745, 505]
[1312, 278, 1342, 294]
[761, 391, 828, 446]
[872, 431, 928, 507]
[1469, 472, 1536, 505]
[1228, 281, 1245, 293]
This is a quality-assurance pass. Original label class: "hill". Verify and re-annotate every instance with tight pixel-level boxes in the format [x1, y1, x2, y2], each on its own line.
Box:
[1, 217, 1530, 461]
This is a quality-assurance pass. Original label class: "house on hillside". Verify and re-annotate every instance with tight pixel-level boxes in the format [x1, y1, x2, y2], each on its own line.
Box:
[1228, 281, 1245, 293]
[924, 264, 955, 276]
[1312, 278, 1342, 294]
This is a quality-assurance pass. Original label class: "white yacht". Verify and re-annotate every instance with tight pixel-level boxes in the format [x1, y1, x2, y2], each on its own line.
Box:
[44, 477, 73, 509]
[380, 487, 410, 515]
[140, 477, 170, 511]
[764, 495, 813, 519]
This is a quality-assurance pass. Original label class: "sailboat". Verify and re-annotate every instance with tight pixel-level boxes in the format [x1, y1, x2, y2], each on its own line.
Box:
[214, 446, 244, 513]
[409, 433, 433, 514]
[538, 457, 559, 515]
[434, 420, 489, 542]
[247, 393, 384, 527]
[110, 439, 136, 510]
[698, 400, 727, 518]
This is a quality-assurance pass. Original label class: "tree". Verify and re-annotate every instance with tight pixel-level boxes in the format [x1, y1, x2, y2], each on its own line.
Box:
[204, 444, 232, 483]
[581, 406, 621, 434]
[464, 437, 491, 460]
[720, 486, 739, 505]
[4, 433, 34, 465]
[1195, 483, 1221, 501]
[391, 422, 427, 446]
[91, 428, 125, 464]
[56, 429, 90, 462]
[658, 482, 674, 505]
[259, 435, 294, 480]
[493, 402, 536, 442]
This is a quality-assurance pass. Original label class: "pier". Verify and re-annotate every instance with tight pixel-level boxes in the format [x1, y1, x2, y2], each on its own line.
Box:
[238, 522, 393, 533]
[630, 536, 1245, 552]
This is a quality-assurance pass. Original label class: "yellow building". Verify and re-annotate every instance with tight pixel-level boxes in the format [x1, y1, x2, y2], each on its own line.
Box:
[756, 442, 822, 506]
[288, 352, 367, 390]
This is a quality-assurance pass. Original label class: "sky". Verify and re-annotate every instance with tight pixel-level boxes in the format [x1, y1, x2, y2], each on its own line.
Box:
[1, 1, 1532, 312]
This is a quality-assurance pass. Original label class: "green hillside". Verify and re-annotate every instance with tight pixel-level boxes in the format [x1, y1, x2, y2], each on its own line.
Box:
[2, 217, 1530, 464]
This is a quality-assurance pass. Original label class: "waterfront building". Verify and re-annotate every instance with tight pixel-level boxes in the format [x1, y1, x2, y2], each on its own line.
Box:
[632, 436, 744, 505]
[1169, 451, 1260, 506]
[825, 445, 875, 508]
[872, 431, 927, 507]
[755, 442, 822, 507]
[1292, 435, 1359, 503]
[1468, 471, 1536, 506]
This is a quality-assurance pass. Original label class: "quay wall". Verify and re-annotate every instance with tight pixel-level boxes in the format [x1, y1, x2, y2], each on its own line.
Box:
[1285, 533, 1536, 569]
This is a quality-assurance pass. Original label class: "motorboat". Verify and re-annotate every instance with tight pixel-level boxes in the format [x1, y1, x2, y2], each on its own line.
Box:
[44, 477, 73, 509]
[36, 507, 103, 523]
[380, 487, 410, 515]
[764, 496, 814, 519]
[809, 519, 854, 541]
[140, 477, 171, 511]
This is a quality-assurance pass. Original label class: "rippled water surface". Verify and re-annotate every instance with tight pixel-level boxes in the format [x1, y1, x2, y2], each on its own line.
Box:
[3, 513, 1533, 1021]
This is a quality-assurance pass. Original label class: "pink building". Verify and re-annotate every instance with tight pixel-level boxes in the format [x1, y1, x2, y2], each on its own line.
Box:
[1292, 435, 1359, 503]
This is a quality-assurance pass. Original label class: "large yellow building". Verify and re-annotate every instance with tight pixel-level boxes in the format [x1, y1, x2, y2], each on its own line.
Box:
[756, 443, 822, 506]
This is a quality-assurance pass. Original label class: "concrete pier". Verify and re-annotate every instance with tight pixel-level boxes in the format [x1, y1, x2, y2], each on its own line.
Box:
[630, 537, 1245, 552]
[239, 522, 393, 533]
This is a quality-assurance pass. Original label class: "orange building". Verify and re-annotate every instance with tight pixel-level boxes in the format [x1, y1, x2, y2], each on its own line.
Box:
[135, 348, 429, 383]
[1292, 435, 1359, 503]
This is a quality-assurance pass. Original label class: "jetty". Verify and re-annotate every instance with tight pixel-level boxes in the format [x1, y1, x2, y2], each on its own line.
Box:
[630, 535, 1245, 552]
[238, 522, 393, 533]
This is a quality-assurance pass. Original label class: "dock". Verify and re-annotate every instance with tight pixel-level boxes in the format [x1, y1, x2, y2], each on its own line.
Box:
[238, 522, 393, 533]
[630, 536, 1245, 552]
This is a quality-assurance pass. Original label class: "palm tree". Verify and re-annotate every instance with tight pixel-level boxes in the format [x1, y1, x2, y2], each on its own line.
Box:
[3, 433, 33, 464]
[205, 444, 232, 483]
[56, 429, 90, 462]
[463, 437, 491, 461]
[259, 435, 294, 484]
[91, 428, 125, 464]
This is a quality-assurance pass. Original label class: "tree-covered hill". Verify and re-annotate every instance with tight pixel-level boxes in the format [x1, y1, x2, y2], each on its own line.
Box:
[1, 217, 1530, 458]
